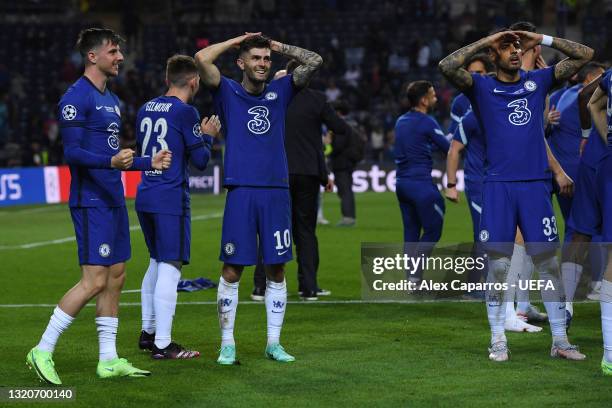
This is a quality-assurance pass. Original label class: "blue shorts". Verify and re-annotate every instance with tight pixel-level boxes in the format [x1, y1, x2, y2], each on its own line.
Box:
[395, 179, 445, 243]
[220, 187, 292, 265]
[597, 154, 612, 242]
[70, 206, 131, 266]
[465, 180, 483, 242]
[479, 180, 559, 256]
[567, 162, 601, 237]
[137, 211, 191, 265]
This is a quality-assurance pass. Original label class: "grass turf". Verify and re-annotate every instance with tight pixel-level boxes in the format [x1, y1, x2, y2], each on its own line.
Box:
[0, 192, 607, 407]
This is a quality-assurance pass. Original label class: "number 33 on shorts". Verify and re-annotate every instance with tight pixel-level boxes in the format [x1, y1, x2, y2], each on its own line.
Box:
[542, 216, 558, 241]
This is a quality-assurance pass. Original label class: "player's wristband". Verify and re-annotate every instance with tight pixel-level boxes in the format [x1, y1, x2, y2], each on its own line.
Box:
[541, 35, 553, 47]
[447, 182, 457, 188]
[582, 129, 591, 139]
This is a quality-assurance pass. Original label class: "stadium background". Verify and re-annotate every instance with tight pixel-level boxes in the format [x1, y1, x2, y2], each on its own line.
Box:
[1, 0, 612, 406]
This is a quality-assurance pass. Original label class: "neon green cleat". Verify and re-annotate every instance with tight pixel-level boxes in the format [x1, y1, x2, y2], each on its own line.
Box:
[217, 345, 237, 365]
[96, 358, 151, 378]
[265, 344, 295, 363]
[602, 358, 612, 376]
[26, 347, 62, 385]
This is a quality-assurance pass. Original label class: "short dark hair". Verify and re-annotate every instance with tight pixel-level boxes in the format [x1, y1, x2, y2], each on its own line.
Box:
[405, 80, 433, 108]
[239, 35, 271, 56]
[466, 53, 495, 73]
[285, 59, 300, 74]
[509, 21, 537, 32]
[76, 28, 124, 58]
[489, 27, 511, 36]
[576, 61, 607, 83]
[166, 55, 198, 87]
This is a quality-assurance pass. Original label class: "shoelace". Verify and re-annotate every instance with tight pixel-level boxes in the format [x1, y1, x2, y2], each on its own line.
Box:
[558, 343, 579, 352]
[220, 346, 233, 355]
[489, 342, 507, 353]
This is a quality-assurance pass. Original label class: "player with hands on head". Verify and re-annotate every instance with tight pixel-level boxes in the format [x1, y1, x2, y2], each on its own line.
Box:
[440, 26, 593, 362]
[195, 32, 322, 365]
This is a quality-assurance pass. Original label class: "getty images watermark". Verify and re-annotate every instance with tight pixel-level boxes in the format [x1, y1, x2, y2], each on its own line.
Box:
[361, 243, 571, 301]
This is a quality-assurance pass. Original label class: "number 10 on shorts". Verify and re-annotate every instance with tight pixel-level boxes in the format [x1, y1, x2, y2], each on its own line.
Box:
[274, 229, 291, 250]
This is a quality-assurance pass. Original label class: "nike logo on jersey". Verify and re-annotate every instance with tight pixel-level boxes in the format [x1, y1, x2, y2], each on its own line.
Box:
[96, 106, 103, 110]
[277, 250, 288, 256]
[547, 237, 557, 242]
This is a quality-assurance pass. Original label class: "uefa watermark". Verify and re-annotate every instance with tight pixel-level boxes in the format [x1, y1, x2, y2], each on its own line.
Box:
[361, 242, 599, 302]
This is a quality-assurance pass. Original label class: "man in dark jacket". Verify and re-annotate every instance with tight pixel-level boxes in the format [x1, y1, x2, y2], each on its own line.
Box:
[329, 100, 362, 227]
[252, 61, 350, 301]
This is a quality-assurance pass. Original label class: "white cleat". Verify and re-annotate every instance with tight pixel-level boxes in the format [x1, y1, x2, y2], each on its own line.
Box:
[550, 341, 586, 361]
[488, 341, 510, 362]
[504, 317, 543, 333]
[587, 281, 601, 301]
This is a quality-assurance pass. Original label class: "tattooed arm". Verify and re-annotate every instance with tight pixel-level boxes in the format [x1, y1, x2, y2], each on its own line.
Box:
[513, 31, 593, 82]
[551, 38, 594, 82]
[588, 86, 609, 143]
[270, 41, 323, 87]
[438, 31, 516, 91]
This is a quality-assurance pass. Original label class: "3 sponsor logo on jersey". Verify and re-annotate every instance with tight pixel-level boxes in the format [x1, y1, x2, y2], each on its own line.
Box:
[224, 242, 236, 256]
[264, 91, 278, 100]
[99, 243, 111, 258]
[62, 105, 77, 120]
[247, 106, 271, 134]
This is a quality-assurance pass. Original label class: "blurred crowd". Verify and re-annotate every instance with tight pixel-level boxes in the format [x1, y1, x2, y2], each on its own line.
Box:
[0, 0, 608, 167]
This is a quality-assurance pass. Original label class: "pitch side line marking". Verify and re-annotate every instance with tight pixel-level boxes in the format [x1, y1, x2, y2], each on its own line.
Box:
[0, 299, 498, 308]
[0, 206, 65, 216]
[0, 212, 223, 250]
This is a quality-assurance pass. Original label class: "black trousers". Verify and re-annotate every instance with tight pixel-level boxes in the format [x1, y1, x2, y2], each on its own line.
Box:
[254, 174, 321, 292]
[334, 168, 355, 218]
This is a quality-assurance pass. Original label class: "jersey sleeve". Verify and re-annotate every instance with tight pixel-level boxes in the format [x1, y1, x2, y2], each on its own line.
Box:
[181, 106, 210, 149]
[58, 88, 112, 169]
[58, 88, 89, 127]
[532, 65, 556, 94]
[181, 106, 212, 171]
[429, 118, 451, 153]
[448, 95, 467, 134]
[212, 76, 232, 121]
[463, 73, 485, 110]
[276, 74, 298, 108]
[452, 116, 468, 146]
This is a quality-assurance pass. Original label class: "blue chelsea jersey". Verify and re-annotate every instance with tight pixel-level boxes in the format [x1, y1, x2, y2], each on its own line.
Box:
[394, 111, 450, 181]
[452, 110, 486, 183]
[448, 93, 472, 135]
[58, 76, 124, 207]
[135, 96, 212, 215]
[548, 84, 582, 172]
[213, 75, 296, 188]
[465, 67, 557, 182]
[600, 69, 612, 147]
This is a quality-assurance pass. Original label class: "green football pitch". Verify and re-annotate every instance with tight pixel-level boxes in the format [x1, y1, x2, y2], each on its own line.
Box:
[0, 192, 608, 407]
